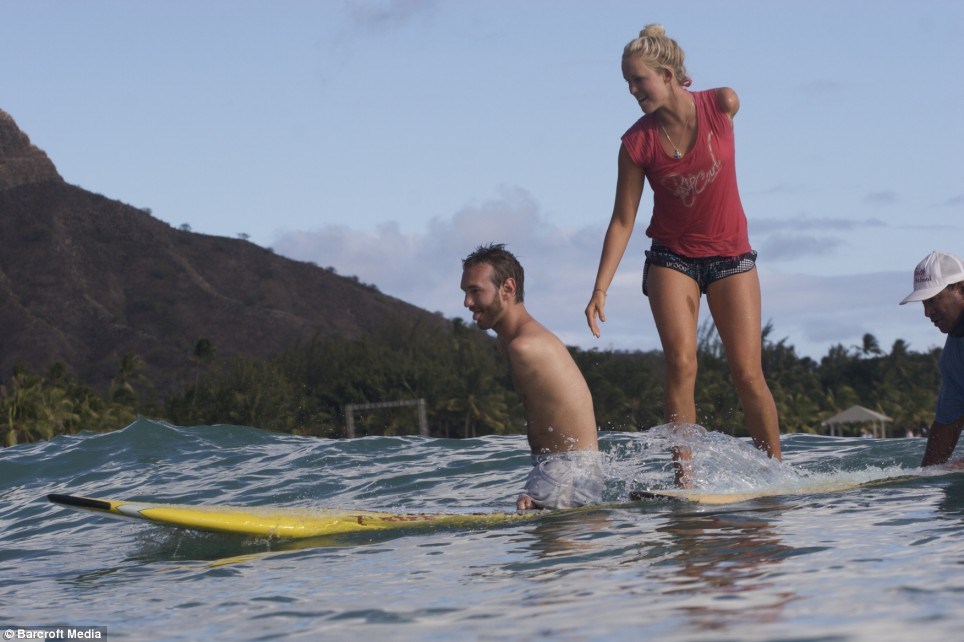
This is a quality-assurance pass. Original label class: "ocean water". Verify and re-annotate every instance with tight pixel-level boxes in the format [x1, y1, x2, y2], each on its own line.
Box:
[3, 417, 964, 641]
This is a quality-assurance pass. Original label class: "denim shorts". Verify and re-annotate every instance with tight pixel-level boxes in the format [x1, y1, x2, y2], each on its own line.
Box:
[643, 243, 758, 296]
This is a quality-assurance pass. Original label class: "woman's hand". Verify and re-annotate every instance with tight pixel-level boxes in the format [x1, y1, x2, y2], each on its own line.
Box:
[585, 289, 607, 338]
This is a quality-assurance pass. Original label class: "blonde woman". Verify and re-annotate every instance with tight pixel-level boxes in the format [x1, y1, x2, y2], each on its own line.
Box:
[585, 24, 781, 462]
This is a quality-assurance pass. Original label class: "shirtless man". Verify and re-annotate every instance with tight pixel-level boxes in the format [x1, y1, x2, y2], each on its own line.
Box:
[460, 244, 603, 510]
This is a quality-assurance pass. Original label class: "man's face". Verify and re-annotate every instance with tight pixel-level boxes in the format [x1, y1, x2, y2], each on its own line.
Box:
[922, 283, 964, 336]
[461, 263, 507, 331]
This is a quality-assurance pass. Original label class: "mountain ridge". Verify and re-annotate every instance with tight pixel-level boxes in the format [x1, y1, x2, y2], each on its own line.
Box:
[0, 108, 450, 394]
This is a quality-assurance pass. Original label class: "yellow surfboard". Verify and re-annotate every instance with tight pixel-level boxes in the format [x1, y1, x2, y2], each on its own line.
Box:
[48, 493, 544, 539]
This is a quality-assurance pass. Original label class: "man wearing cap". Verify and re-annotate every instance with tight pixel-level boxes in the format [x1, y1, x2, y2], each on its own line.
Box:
[900, 251, 964, 466]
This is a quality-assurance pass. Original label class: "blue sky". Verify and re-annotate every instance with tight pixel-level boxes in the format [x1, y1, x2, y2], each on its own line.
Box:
[3, 0, 962, 359]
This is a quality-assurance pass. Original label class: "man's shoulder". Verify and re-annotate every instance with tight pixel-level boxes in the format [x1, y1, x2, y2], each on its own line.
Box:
[504, 318, 562, 357]
[945, 334, 964, 362]
[505, 325, 550, 355]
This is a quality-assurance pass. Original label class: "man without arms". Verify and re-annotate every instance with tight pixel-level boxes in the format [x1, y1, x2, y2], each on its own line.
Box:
[461, 244, 602, 510]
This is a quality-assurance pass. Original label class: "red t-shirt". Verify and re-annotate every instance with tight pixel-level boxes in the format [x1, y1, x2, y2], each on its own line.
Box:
[621, 89, 750, 258]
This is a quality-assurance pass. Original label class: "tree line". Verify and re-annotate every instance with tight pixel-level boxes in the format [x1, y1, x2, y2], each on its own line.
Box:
[1, 316, 942, 446]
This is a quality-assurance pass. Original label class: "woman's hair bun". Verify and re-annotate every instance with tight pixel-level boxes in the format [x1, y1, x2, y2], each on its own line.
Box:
[623, 24, 689, 86]
[640, 24, 666, 38]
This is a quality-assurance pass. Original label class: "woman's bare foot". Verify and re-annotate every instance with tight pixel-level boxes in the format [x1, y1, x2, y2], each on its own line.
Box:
[516, 494, 543, 510]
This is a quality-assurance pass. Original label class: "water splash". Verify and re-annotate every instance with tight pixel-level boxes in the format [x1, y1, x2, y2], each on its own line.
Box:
[602, 423, 920, 498]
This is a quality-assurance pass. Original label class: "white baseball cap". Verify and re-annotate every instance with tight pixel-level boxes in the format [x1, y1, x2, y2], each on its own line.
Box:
[900, 251, 964, 305]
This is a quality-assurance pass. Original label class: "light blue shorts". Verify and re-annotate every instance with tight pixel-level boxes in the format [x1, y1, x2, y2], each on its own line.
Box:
[522, 450, 605, 509]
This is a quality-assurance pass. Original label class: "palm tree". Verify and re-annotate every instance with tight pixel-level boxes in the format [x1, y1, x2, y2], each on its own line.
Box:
[859, 333, 882, 357]
[110, 352, 145, 405]
[2, 370, 44, 444]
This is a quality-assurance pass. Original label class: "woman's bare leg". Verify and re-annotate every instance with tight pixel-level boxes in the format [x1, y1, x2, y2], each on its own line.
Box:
[647, 266, 703, 483]
[706, 268, 782, 459]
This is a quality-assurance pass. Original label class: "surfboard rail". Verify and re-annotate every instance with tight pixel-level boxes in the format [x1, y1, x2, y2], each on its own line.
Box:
[47, 493, 543, 538]
[634, 472, 934, 505]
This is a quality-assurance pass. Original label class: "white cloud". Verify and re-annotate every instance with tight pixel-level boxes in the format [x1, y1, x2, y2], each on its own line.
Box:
[760, 271, 944, 357]
[862, 190, 899, 206]
[752, 215, 887, 234]
[748, 216, 888, 263]
[939, 194, 964, 208]
[347, 0, 438, 32]
[757, 234, 846, 260]
[273, 186, 945, 359]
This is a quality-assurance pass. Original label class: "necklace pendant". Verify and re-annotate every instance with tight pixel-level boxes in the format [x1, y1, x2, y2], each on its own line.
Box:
[673, 150, 682, 159]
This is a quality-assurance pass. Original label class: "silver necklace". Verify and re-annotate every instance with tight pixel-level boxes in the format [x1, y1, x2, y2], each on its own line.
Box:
[659, 121, 685, 159]
[659, 103, 694, 159]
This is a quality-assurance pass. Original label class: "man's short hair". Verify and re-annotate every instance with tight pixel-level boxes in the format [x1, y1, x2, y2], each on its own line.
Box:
[462, 243, 525, 303]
